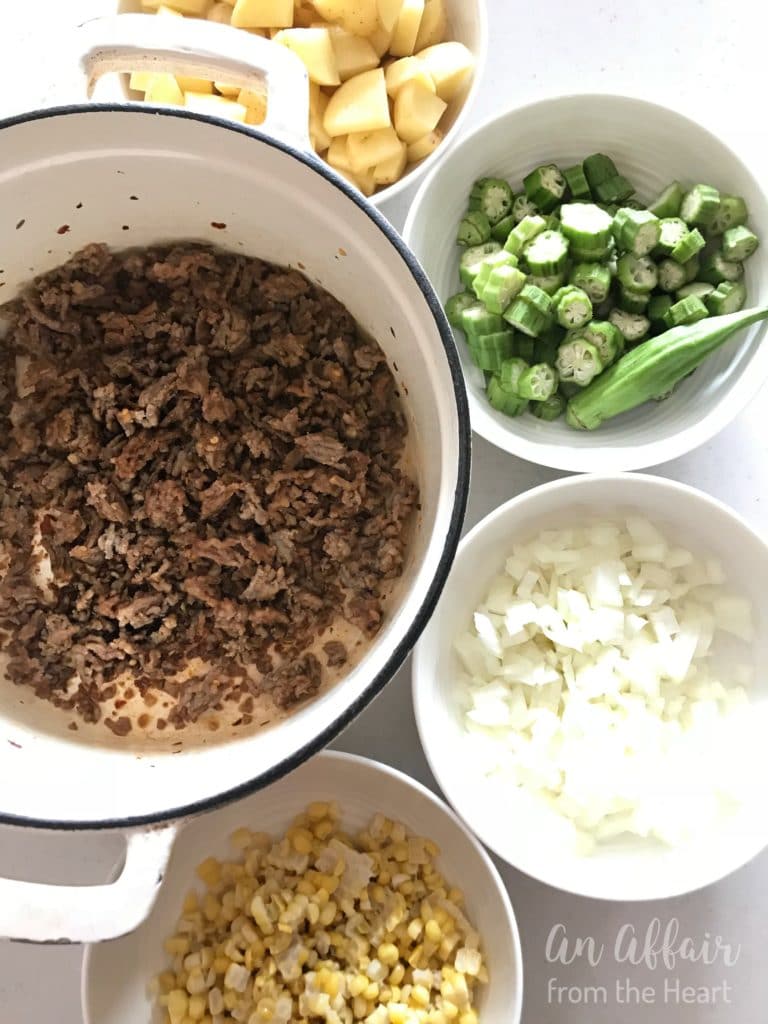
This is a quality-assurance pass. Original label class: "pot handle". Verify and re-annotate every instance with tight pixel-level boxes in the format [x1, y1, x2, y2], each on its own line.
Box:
[0, 823, 177, 944]
[75, 13, 311, 152]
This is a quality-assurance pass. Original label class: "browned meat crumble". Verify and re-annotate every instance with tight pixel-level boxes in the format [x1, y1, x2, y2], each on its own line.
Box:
[0, 243, 417, 731]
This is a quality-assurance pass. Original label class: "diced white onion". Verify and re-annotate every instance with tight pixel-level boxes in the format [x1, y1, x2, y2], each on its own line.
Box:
[454, 517, 760, 849]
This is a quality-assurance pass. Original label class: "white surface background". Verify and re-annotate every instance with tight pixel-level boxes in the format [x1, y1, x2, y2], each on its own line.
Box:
[1, 1, 767, 1021]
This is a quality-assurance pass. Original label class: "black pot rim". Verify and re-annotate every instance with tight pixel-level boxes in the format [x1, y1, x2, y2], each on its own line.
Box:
[0, 103, 471, 833]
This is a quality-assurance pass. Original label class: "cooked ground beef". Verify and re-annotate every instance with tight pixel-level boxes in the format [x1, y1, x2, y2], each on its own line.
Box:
[0, 243, 417, 730]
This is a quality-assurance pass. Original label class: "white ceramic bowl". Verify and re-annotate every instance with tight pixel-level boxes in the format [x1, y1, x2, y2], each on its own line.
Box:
[403, 95, 768, 472]
[82, 750, 523, 1024]
[112, 0, 488, 208]
[413, 473, 768, 901]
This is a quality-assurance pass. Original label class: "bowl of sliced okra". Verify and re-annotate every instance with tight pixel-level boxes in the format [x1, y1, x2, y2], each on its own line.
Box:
[403, 94, 768, 472]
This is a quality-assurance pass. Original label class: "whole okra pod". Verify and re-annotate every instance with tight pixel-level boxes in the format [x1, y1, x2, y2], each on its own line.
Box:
[566, 305, 768, 430]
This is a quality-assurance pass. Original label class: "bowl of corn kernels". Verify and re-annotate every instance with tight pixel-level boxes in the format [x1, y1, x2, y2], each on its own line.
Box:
[111, 0, 486, 204]
[82, 750, 522, 1024]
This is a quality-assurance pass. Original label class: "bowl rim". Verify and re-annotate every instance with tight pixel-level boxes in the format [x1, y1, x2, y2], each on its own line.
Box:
[412, 471, 768, 901]
[402, 92, 768, 472]
[0, 103, 472, 833]
[80, 748, 525, 1024]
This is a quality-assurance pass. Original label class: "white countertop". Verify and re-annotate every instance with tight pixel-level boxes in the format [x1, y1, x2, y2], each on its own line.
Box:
[1, 1, 768, 1021]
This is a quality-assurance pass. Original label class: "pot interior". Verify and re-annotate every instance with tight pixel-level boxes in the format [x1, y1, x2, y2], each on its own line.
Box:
[0, 107, 467, 825]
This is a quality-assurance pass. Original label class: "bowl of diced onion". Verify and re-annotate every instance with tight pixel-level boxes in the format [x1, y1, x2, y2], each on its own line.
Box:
[402, 94, 768, 471]
[82, 750, 523, 1024]
[412, 472, 768, 901]
[110, 0, 486, 205]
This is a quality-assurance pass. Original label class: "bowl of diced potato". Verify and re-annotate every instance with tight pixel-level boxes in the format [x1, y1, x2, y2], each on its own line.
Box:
[115, 0, 486, 203]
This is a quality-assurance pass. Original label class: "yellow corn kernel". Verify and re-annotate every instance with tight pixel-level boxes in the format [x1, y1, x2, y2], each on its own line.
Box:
[389, 964, 405, 986]
[442, 1003, 458, 1021]
[312, 886, 329, 907]
[324, 971, 341, 998]
[185, 968, 207, 995]
[377, 943, 399, 967]
[158, 971, 177, 993]
[256, 996, 275, 1020]
[182, 890, 200, 914]
[425, 920, 442, 944]
[307, 801, 331, 820]
[391, 822, 406, 843]
[296, 878, 315, 897]
[349, 974, 368, 998]
[313, 818, 335, 841]
[378, 871, 392, 886]
[407, 919, 424, 942]
[352, 995, 368, 1018]
[389, 1006, 409, 1024]
[428, 1013, 447, 1024]
[319, 900, 338, 927]
[196, 857, 222, 887]
[447, 888, 464, 905]
[364, 982, 379, 1001]
[290, 827, 314, 855]
[408, 945, 424, 969]
[223, 990, 239, 1010]
[424, 839, 440, 858]
[167, 990, 189, 1024]
[213, 956, 230, 975]
[410, 985, 430, 1008]
[458, 1013, 478, 1024]
[188, 994, 207, 1020]
[230, 827, 253, 850]
[165, 936, 191, 956]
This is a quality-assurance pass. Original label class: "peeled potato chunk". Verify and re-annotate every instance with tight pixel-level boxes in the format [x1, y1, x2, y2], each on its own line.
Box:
[273, 27, 340, 84]
[372, 140, 407, 184]
[327, 135, 354, 172]
[145, 73, 185, 105]
[416, 41, 473, 101]
[323, 67, 390, 136]
[239, 85, 268, 107]
[393, 78, 445, 143]
[406, 126, 443, 162]
[335, 166, 377, 196]
[178, 76, 214, 92]
[231, 0, 293, 28]
[384, 55, 435, 97]
[185, 92, 249, 122]
[328, 27, 379, 80]
[310, 0, 378, 37]
[376, 0, 403, 31]
[347, 125, 403, 172]
[414, 0, 445, 49]
[368, 22, 393, 57]
[129, 71, 155, 92]
[244, 97, 267, 124]
[207, 2, 233, 21]
[308, 83, 332, 151]
[389, 0, 424, 57]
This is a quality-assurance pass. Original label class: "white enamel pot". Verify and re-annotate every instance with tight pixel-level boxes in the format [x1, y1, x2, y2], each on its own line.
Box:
[0, 17, 470, 943]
